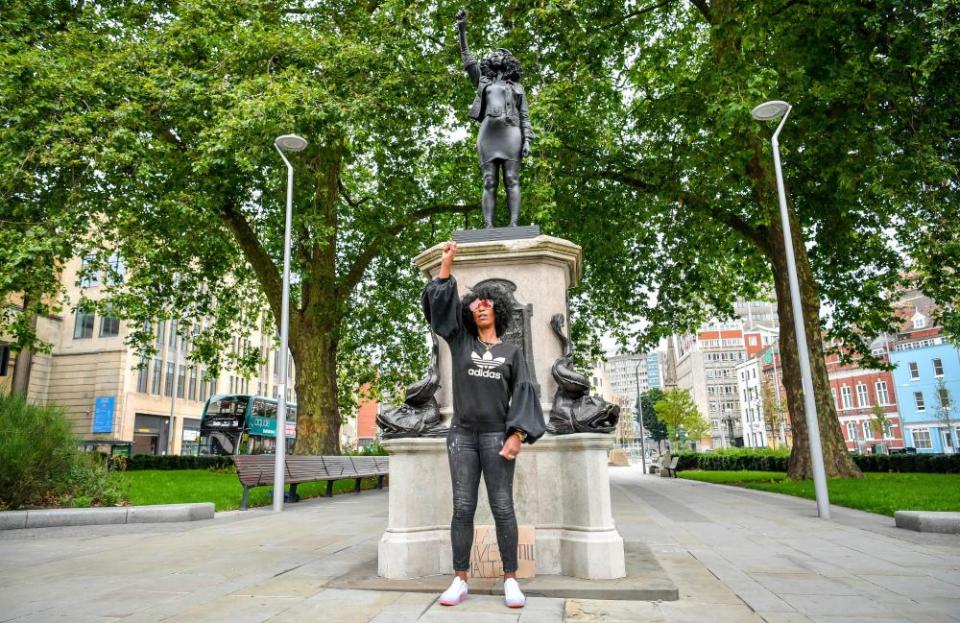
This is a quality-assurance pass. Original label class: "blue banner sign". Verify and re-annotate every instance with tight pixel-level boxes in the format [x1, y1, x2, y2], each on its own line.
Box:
[93, 396, 115, 433]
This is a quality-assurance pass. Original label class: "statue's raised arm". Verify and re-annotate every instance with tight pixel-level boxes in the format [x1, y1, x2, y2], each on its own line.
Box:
[456, 9, 480, 86]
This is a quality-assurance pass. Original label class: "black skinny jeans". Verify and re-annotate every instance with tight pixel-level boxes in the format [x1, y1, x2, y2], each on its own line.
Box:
[447, 426, 518, 573]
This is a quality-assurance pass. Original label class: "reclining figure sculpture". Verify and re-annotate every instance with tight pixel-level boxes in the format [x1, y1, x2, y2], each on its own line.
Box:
[547, 314, 620, 434]
[376, 332, 449, 439]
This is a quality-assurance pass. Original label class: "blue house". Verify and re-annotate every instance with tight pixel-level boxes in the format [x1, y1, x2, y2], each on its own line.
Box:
[890, 338, 960, 453]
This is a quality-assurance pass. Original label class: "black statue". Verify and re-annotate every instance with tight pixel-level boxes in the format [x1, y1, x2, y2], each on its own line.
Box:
[376, 332, 449, 439]
[547, 314, 620, 434]
[456, 8, 534, 228]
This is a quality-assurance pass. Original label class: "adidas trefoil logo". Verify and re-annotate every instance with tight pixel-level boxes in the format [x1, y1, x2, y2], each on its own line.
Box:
[469, 350, 506, 379]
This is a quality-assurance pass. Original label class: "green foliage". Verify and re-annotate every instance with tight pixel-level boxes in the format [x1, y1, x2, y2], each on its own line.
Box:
[653, 389, 706, 445]
[0, 393, 125, 509]
[675, 448, 790, 472]
[122, 469, 380, 511]
[676, 449, 960, 474]
[678, 471, 960, 516]
[125, 454, 236, 471]
[342, 443, 388, 456]
[638, 388, 668, 443]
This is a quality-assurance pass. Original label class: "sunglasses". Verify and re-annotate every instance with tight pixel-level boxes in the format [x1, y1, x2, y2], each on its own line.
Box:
[469, 298, 495, 312]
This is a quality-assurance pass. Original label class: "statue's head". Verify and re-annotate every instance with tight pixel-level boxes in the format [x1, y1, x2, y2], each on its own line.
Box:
[480, 48, 521, 81]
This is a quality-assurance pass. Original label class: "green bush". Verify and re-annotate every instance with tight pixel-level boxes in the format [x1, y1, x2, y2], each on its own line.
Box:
[0, 393, 126, 509]
[343, 443, 388, 456]
[126, 454, 235, 471]
[675, 448, 960, 474]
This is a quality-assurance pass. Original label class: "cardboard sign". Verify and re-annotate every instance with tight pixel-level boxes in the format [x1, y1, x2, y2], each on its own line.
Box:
[469, 525, 535, 579]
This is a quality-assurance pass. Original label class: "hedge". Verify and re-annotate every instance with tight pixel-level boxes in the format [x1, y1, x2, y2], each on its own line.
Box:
[125, 454, 235, 471]
[675, 449, 960, 474]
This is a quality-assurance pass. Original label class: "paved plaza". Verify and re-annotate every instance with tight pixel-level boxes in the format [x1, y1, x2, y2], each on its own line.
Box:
[1, 466, 958, 623]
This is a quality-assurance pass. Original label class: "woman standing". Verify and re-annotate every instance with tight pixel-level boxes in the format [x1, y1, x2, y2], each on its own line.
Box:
[456, 8, 534, 228]
[422, 241, 545, 608]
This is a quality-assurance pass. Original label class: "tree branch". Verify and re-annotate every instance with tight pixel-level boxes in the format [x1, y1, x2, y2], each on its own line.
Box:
[594, 0, 674, 32]
[689, 0, 713, 23]
[339, 203, 477, 292]
[217, 201, 286, 328]
[338, 176, 371, 208]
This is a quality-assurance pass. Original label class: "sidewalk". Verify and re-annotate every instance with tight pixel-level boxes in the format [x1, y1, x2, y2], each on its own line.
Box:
[0, 466, 957, 622]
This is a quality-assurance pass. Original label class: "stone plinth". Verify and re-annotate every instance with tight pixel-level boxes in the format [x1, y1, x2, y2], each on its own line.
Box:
[378, 434, 625, 580]
[412, 235, 582, 421]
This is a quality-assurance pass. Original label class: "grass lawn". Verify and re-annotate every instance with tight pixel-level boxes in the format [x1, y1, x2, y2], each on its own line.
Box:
[678, 470, 960, 517]
[119, 470, 382, 511]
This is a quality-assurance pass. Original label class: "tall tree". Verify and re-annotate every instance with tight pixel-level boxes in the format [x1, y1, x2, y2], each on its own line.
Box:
[654, 388, 702, 448]
[1, 0, 485, 452]
[521, 0, 957, 478]
[638, 388, 668, 450]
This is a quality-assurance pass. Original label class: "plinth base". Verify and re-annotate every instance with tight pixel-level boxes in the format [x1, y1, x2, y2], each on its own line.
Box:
[378, 434, 626, 580]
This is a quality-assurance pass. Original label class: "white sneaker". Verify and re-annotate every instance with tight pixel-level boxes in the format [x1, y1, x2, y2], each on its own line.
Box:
[503, 577, 525, 608]
[439, 576, 468, 606]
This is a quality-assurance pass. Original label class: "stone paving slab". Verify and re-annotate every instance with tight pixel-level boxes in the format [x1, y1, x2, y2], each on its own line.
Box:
[2, 465, 960, 622]
[325, 539, 678, 601]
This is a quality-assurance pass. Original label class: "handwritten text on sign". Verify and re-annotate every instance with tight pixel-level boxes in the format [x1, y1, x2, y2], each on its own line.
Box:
[469, 525, 535, 579]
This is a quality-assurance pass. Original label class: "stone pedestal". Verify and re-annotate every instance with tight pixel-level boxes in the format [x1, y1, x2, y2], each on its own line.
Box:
[378, 434, 625, 579]
[378, 234, 625, 580]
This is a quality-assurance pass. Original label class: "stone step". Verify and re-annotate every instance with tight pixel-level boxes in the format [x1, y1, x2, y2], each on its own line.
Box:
[0, 503, 215, 530]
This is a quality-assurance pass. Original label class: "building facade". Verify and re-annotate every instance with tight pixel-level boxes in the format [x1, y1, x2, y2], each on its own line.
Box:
[825, 338, 904, 453]
[3, 256, 295, 455]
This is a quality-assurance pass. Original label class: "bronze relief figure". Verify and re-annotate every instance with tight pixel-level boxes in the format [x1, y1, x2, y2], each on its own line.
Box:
[456, 8, 533, 228]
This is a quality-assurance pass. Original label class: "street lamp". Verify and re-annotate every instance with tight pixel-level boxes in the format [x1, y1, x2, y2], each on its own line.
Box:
[272, 133, 308, 512]
[751, 100, 831, 519]
[633, 360, 648, 475]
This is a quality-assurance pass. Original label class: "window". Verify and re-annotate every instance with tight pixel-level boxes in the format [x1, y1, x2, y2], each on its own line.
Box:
[106, 254, 124, 285]
[151, 358, 162, 394]
[80, 255, 99, 288]
[137, 357, 149, 393]
[841, 386, 853, 409]
[155, 320, 165, 348]
[914, 392, 925, 411]
[165, 362, 175, 397]
[856, 384, 869, 408]
[209, 378, 217, 398]
[912, 428, 932, 449]
[933, 358, 944, 377]
[876, 381, 890, 406]
[99, 315, 120, 337]
[846, 422, 858, 440]
[862, 420, 872, 440]
[199, 370, 208, 402]
[939, 388, 950, 409]
[73, 311, 95, 339]
[913, 314, 926, 329]
[832, 389, 839, 409]
[909, 362, 920, 380]
[177, 365, 186, 399]
[884, 422, 894, 439]
[169, 319, 178, 349]
[189, 367, 197, 401]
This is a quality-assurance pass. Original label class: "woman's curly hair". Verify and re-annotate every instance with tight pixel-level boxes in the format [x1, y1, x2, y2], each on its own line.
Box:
[461, 283, 513, 338]
[479, 48, 522, 81]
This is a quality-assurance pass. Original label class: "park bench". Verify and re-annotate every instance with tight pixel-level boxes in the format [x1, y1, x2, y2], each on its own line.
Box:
[232, 455, 389, 510]
[650, 455, 679, 477]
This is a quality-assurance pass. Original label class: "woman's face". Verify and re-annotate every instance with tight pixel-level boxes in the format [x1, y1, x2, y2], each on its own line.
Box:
[470, 298, 497, 333]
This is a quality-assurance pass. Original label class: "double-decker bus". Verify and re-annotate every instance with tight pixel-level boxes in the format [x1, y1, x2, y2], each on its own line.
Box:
[198, 394, 297, 456]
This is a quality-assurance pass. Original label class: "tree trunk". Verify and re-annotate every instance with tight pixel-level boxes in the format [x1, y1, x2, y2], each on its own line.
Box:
[10, 298, 37, 397]
[289, 325, 341, 455]
[767, 217, 862, 479]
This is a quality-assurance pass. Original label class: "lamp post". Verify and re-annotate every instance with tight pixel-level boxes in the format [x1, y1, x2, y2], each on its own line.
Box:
[272, 134, 308, 512]
[751, 100, 830, 519]
[633, 360, 648, 475]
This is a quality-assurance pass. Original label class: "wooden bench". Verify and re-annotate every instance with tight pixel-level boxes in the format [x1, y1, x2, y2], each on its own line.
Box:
[233, 455, 389, 510]
[649, 455, 679, 477]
